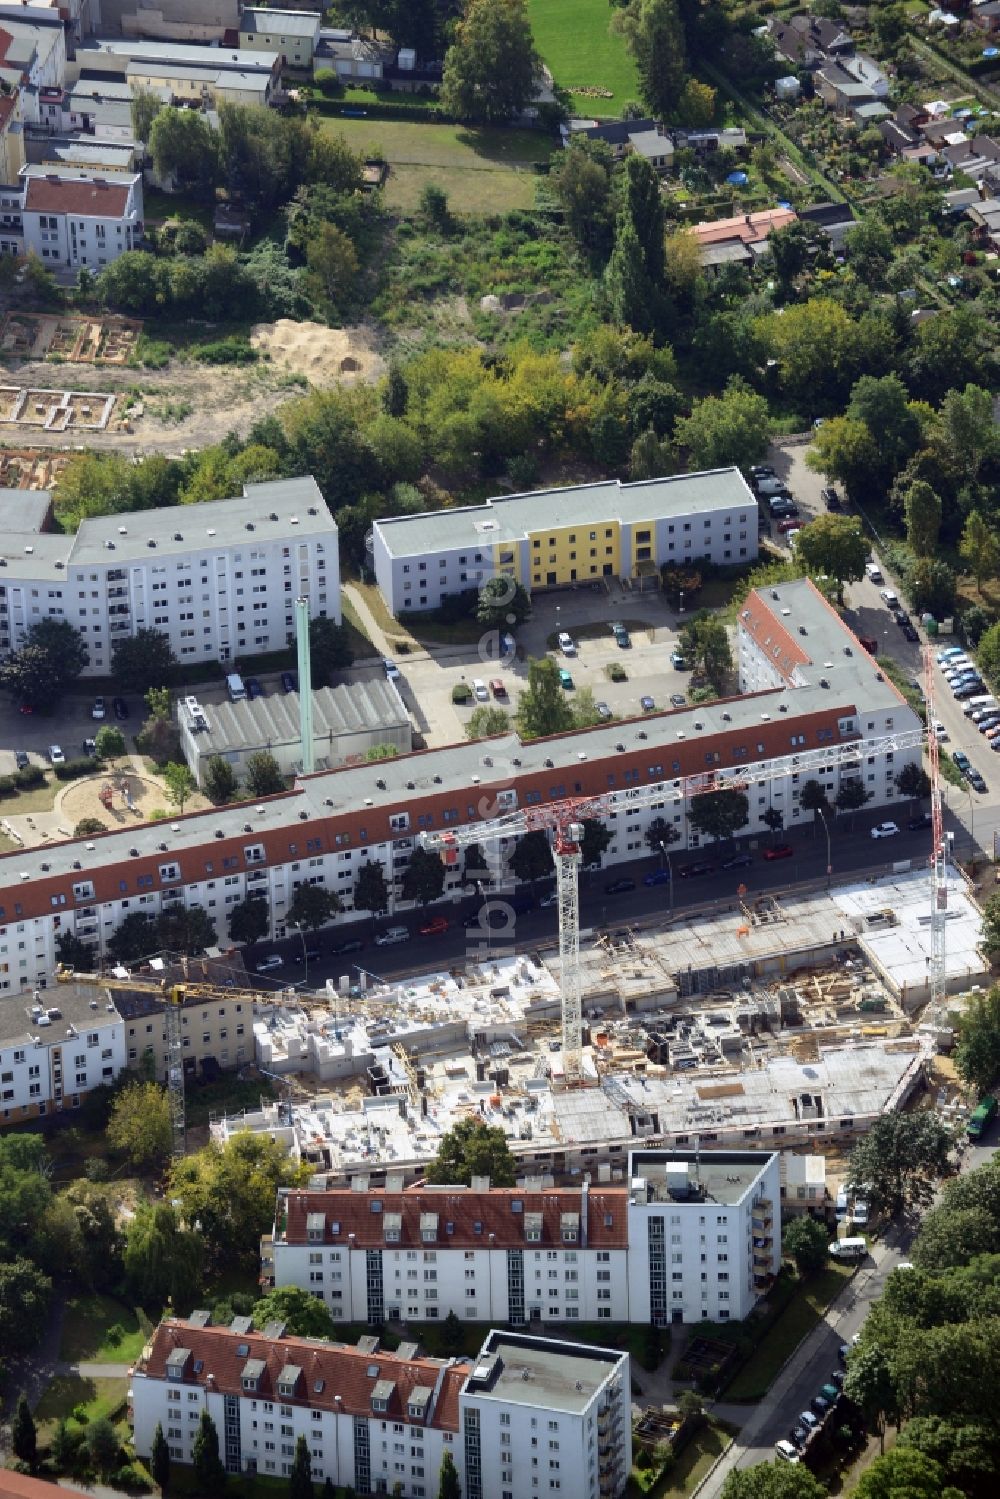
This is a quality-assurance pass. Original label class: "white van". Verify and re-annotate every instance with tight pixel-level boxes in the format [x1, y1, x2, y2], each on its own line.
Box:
[374, 925, 409, 946]
[964, 695, 996, 717]
[835, 1186, 849, 1221]
[830, 1237, 868, 1261]
[227, 672, 247, 702]
[774, 1440, 800, 1464]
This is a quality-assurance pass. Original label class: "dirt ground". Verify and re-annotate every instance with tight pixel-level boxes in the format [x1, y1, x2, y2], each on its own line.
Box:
[58, 768, 210, 829]
[0, 320, 384, 453]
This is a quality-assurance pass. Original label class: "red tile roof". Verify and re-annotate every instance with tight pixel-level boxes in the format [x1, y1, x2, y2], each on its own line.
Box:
[691, 208, 796, 248]
[24, 175, 130, 217]
[0, 1477, 89, 1499]
[281, 1185, 629, 1250]
[739, 592, 812, 683]
[140, 1319, 467, 1430]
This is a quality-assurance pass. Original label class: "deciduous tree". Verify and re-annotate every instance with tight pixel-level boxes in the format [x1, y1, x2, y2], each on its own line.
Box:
[467, 706, 510, 739]
[440, 0, 540, 123]
[783, 1216, 829, 1275]
[204, 755, 239, 804]
[614, 0, 689, 121]
[401, 846, 446, 905]
[309, 616, 354, 684]
[688, 788, 749, 844]
[162, 761, 196, 813]
[477, 576, 531, 630]
[111, 627, 177, 692]
[0, 618, 89, 709]
[847, 1109, 954, 1217]
[516, 658, 574, 740]
[157, 903, 217, 956]
[149, 107, 219, 200]
[960, 511, 1000, 594]
[244, 751, 285, 797]
[793, 515, 867, 603]
[674, 379, 771, 471]
[123, 1202, 205, 1308]
[719, 1463, 825, 1499]
[107, 1081, 172, 1168]
[168, 1132, 300, 1266]
[228, 895, 270, 946]
[287, 883, 342, 931]
[0, 1259, 52, 1356]
[428, 1118, 516, 1187]
[903, 480, 942, 559]
[354, 860, 390, 916]
[254, 1286, 334, 1339]
[510, 829, 552, 886]
[94, 725, 126, 760]
[955, 983, 1000, 1094]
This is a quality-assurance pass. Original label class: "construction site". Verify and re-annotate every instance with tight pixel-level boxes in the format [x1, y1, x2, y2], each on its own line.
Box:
[0, 385, 118, 431]
[204, 865, 984, 1191]
[0, 310, 141, 363]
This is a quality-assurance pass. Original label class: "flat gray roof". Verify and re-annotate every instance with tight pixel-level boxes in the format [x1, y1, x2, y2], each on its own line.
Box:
[190, 681, 409, 756]
[0, 981, 118, 1047]
[241, 8, 321, 36]
[471, 1334, 621, 1411]
[78, 38, 278, 71]
[0, 532, 73, 579]
[69, 477, 334, 566]
[375, 469, 755, 560]
[630, 1148, 773, 1206]
[0, 488, 50, 534]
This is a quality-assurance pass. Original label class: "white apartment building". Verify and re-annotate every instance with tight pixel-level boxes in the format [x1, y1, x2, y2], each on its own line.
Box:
[130, 1318, 631, 1499]
[0, 980, 125, 1124]
[0, 10, 67, 124]
[372, 469, 758, 618]
[0, 476, 340, 678]
[0, 163, 142, 269]
[267, 1149, 779, 1327]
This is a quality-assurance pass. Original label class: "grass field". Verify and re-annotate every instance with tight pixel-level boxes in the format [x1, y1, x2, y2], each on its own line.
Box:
[526, 0, 640, 117]
[60, 1294, 150, 1365]
[319, 117, 553, 214]
[725, 1262, 854, 1401]
[34, 1374, 129, 1441]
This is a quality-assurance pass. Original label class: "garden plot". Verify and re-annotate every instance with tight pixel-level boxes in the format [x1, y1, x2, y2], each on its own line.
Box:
[0, 311, 141, 363]
[0, 387, 117, 431]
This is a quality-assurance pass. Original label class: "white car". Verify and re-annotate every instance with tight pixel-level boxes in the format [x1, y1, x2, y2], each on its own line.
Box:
[374, 925, 409, 946]
[870, 821, 899, 840]
[383, 658, 400, 681]
[48, 744, 65, 764]
[472, 678, 489, 702]
[852, 1198, 870, 1227]
[557, 631, 577, 656]
[879, 589, 899, 609]
[91, 696, 106, 720]
[255, 954, 283, 972]
[932, 720, 948, 741]
[865, 561, 883, 583]
[774, 1440, 800, 1465]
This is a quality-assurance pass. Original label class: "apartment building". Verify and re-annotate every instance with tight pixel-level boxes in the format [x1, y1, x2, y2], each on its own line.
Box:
[71, 38, 281, 108]
[0, 10, 67, 123]
[267, 1149, 779, 1327]
[372, 469, 758, 618]
[116, 986, 252, 1082]
[130, 1317, 630, 1499]
[0, 572, 917, 992]
[21, 164, 142, 268]
[0, 980, 125, 1124]
[0, 476, 339, 677]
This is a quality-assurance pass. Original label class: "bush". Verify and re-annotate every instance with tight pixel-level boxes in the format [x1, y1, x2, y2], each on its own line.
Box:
[14, 764, 44, 788]
[0, 774, 16, 797]
[133, 336, 171, 369]
[607, 663, 627, 682]
[53, 758, 97, 781]
[84, 1157, 111, 1182]
[314, 67, 344, 97]
[452, 683, 473, 704]
[110, 1463, 152, 1491]
[105, 1322, 125, 1348]
[192, 336, 260, 366]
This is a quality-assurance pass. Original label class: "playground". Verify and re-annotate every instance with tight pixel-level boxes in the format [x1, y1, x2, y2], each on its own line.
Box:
[0, 765, 210, 851]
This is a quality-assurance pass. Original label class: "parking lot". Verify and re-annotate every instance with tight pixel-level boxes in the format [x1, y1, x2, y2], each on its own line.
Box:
[0, 692, 138, 775]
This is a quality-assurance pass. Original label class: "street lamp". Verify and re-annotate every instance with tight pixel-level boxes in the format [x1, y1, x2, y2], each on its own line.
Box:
[291, 920, 308, 981]
[816, 807, 832, 889]
[658, 839, 674, 914]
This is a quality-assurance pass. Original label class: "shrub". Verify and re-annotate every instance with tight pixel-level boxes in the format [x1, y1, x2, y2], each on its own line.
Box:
[0, 774, 16, 797]
[133, 336, 171, 369]
[110, 1463, 152, 1491]
[84, 1157, 111, 1182]
[193, 336, 259, 366]
[105, 1322, 125, 1348]
[14, 764, 44, 788]
[452, 683, 473, 704]
[53, 759, 96, 781]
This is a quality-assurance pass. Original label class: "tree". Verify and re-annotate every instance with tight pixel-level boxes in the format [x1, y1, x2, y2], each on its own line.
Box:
[163, 761, 196, 813]
[614, 0, 689, 121]
[897, 1416, 1000, 1496]
[111, 628, 177, 692]
[678, 77, 716, 126]
[427, 1118, 516, 1187]
[845, 1346, 899, 1456]
[955, 984, 1000, 1094]
[86, 1417, 120, 1477]
[719, 1464, 825, 1499]
[254, 1286, 334, 1340]
[549, 140, 614, 256]
[799, 779, 830, 834]
[979, 624, 1000, 688]
[439, 1451, 462, 1499]
[909, 557, 956, 618]
[674, 379, 771, 471]
[289, 1433, 313, 1499]
[287, 883, 342, 932]
[0, 1258, 51, 1355]
[621, 154, 665, 284]
[107, 1081, 172, 1167]
[510, 829, 552, 887]
[688, 788, 749, 844]
[150, 1422, 171, 1494]
[149, 107, 218, 199]
[793, 516, 868, 604]
[904, 480, 942, 559]
[383, 363, 409, 419]
[467, 706, 510, 739]
[309, 616, 354, 685]
[895, 764, 931, 803]
[55, 930, 96, 970]
[204, 756, 239, 804]
[244, 751, 285, 797]
[783, 1216, 829, 1275]
[768, 221, 811, 285]
[0, 618, 89, 709]
[157, 904, 217, 956]
[847, 1109, 955, 1218]
[131, 85, 162, 144]
[847, 374, 921, 479]
[762, 808, 784, 844]
[581, 818, 613, 868]
[228, 896, 270, 946]
[441, 1309, 465, 1355]
[123, 1202, 205, 1308]
[960, 511, 1000, 594]
[806, 416, 879, 498]
[192, 1411, 226, 1497]
[401, 846, 446, 905]
[365, 744, 399, 762]
[440, 0, 540, 123]
[107, 910, 157, 965]
[571, 687, 606, 729]
[12, 1393, 36, 1469]
[168, 1132, 299, 1266]
[306, 223, 359, 314]
[516, 658, 574, 740]
[835, 779, 871, 828]
[50, 1418, 81, 1473]
[605, 218, 657, 334]
[93, 725, 125, 760]
[354, 860, 390, 917]
[680, 616, 732, 691]
[477, 576, 532, 630]
[854, 1447, 964, 1499]
[645, 817, 680, 859]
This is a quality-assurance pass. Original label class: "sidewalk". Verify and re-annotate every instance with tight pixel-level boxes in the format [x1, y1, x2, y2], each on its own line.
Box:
[52, 1361, 132, 1379]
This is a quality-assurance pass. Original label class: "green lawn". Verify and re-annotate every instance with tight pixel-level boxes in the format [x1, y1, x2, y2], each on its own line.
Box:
[34, 1374, 129, 1442]
[527, 0, 640, 116]
[629, 1421, 735, 1499]
[725, 1263, 855, 1401]
[60, 1294, 150, 1365]
[318, 117, 553, 214]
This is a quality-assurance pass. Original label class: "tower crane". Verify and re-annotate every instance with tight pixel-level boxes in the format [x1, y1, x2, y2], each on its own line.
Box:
[923, 644, 951, 1040]
[54, 967, 399, 1160]
[423, 725, 927, 1082]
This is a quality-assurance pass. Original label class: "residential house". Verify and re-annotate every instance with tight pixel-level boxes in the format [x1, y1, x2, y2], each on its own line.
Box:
[971, 1, 1000, 31]
[0, 11, 68, 124]
[239, 8, 321, 70]
[0, 981, 126, 1124]
[315, 28, 391, 81]
[816, 63, 877, 114]
[70, 38, 281, 109]
[675, 125, 747, 155]
[0, 89, 24, 182]
[768, 14, 854, 68]
[966, 194, 1000, 248]
[562, 117, 674, 172]
[688, 206, 797, 273]
[797, 199, 857, 249]
[12, 164, 143, 269]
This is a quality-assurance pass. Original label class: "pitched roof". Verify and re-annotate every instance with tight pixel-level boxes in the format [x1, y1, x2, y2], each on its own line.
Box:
[690, 207, 796, 248]
[139, 1319, 467, 1429]
[23, 175, 129, 217]
[282, 1185, 629, 1250]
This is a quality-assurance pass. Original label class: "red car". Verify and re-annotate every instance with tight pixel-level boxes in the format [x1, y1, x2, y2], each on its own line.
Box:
[778, 518, 804, 535]
[419, 916, 449, 936]
[763, 843, 794, 861]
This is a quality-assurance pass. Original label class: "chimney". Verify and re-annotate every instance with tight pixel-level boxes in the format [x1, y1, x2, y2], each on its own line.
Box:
[470, 1174, 490, 1194]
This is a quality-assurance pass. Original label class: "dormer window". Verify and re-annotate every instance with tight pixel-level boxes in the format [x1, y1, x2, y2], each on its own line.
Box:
[277, 1364, 302, 1400]
[371, 1379, 394, 1414]
[524, 1212, 542, 1244]
[307, 1213, 324, 1243]
[561, 1212, 580, 1245]
[384, 1212, 402, 1244]
[420, 1212, 438, 1244]
[241, 1358, 265, 1393]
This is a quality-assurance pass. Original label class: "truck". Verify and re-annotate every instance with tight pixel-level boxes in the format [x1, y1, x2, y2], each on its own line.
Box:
[967, 1095, 998, 1140]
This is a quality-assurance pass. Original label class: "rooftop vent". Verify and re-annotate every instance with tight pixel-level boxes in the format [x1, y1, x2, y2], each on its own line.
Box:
[376, 780, 386, 790]
[269, 512, 278, 521]
[147, 539, 156, 547]
[577, 751, 586, 760]
[694, 721, 703, 730]
[616, 743, 625, 752]
[299, 810, 308, 820]
[243, 823, 252, 833]
[40, 862, 49, 871]
[483, 756, 492, 767]
[799, 625, 807, 635]
[118, 526, 127, 535]
[779, 703, 788, 712]
[86, 842, 95, 851]
[433, 775, 441, 784]
[844, 646, 852, 656]
[781, 608, 791, 617]
[158, 842, 167, 852]
[771, 589, 780, 600]
[215, 829, 224, 839]
[325, 798, 334, 807]
[129, 847, 139, 857]
[72, 860, 81, 870]
[544, 758, 554, 769]
[406, 781, 415, 791]
[820, 677, 830, 688]
[512, 757, 521, 767]
[722, 711, 731, 721]
[207, 528, 216, 537]
[256, 807, 265, 815]
[245, 522, 255, 531]
[174, 532, 183, 541]
[172, 824, 180, 832]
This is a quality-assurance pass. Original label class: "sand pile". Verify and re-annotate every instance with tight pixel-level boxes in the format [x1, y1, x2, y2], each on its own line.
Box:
[250, 320, 383, 384]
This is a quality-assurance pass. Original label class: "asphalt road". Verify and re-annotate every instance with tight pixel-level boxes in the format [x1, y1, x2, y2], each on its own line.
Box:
[248, 819, 942, 993]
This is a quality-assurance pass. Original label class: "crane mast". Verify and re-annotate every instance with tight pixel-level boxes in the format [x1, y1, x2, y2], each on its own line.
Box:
[924, 644, 948, 1026]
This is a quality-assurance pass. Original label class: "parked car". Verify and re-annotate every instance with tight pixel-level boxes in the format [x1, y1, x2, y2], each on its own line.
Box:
[865, 561, 884, 583]
[255, 954, 283, 972]
[775, 1441, 800, 1465]
[811, 1393, 832, 1415]
[978, 715, 1000, 732]
[822, 487, 841, 510]
[937, 647, 966, 663]
[472, 678, 489, 702]
[330, 938, 364, 956]
[830, 1370, 845, 1390]
[557, 631, 577, 656]
[778, 517, 804, 535]
[91, 696, 106, 720]
[908, 812, 932, 831]
[670, 651, 688, 669]
[669, 693, 686, 707]
[902, 623, 919, 642]
[374, 926, 409, 946]
[643, 869, 671, 886]
[952, 750, 971, 773]
[294, 947, 322, 964]
[112, 697, 128, 720]
[790, 1425, 810, 1449]
[610, 621, 631, 648]
[931, 720, 947, 740]
[419, 916, 449, 936]
[246, 677, 263, 699]
[880, 589, 900, 610]
[14, 751, 28, 770]
[679, 861, 714, 878]
[870, 821, 900, 840]
[819, 1383, 840, 1405]
[798, 1411, 820, 1431]
[763, 843, 794, 860]
[82, 738, 97, 757]
[750, 464, 775, 480]
[48, 744, 65, 764]
[383, 658, 401, 680]
[969, 769, 988, 793]
[596, 701, 613, 721]
[605, 878, 636, 895]
[280, 670, 297, 693]
[558, 668, 574, 690]
[721, 852, 753, 869]
[895, 610, 911, 627]
[757, 477, 790, 497]
[640, 694, 656, 712]
[490, 679, 507, 699]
